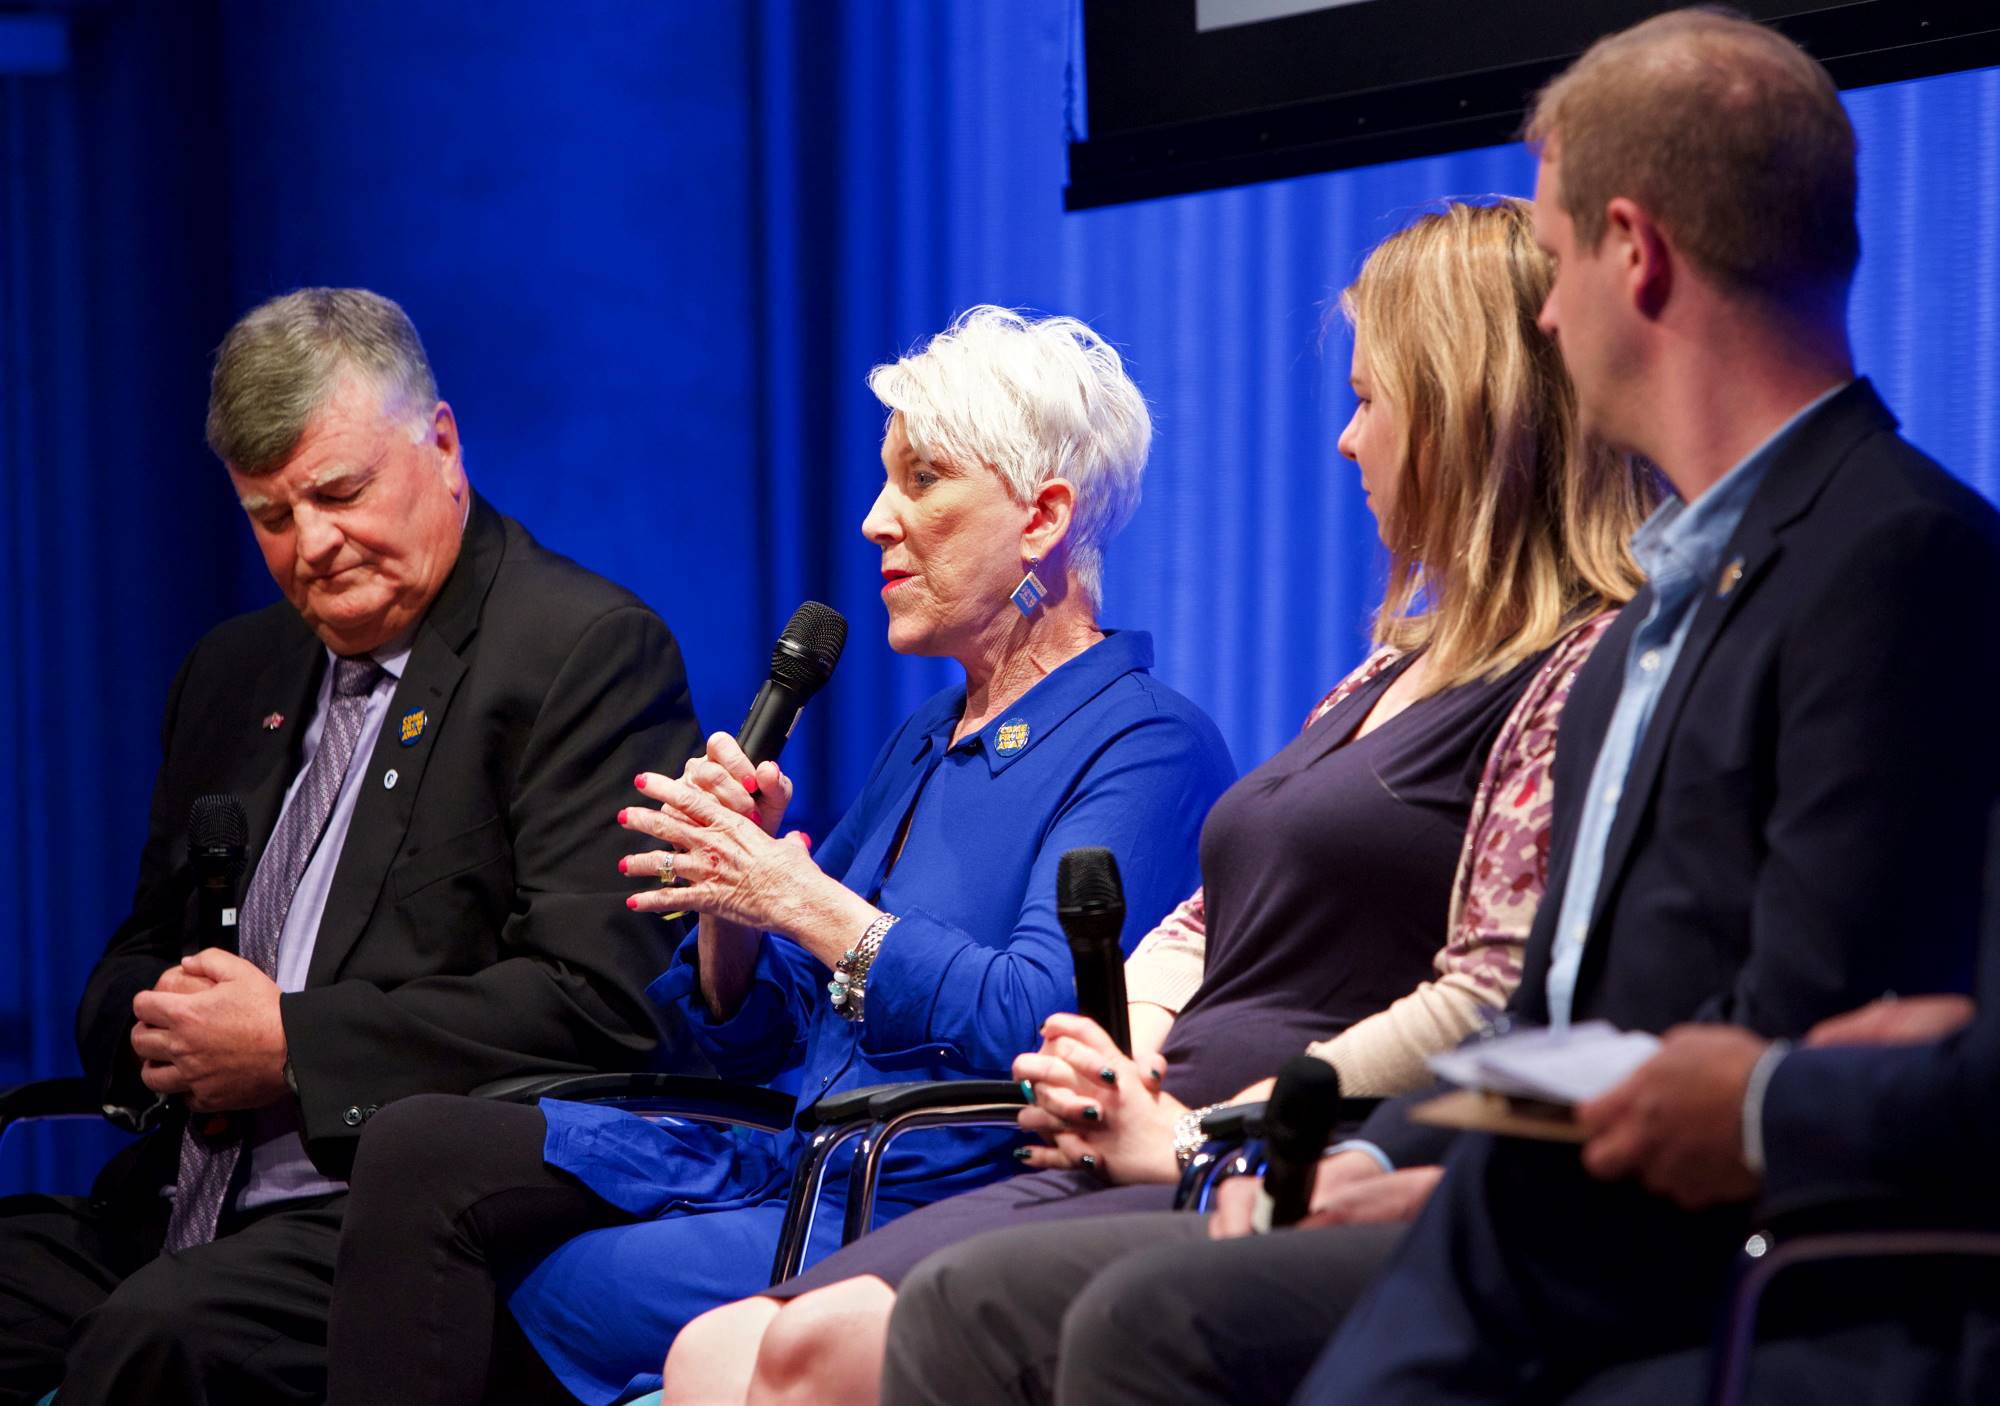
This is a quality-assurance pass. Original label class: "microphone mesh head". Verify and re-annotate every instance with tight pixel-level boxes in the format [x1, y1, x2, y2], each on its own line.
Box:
[770, 601, 849, 694]
[1057, 847, 1122, 912]
[190, 794, 248, 852]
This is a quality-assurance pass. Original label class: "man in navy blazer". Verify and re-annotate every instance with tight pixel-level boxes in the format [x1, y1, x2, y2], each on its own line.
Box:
[1290, 11, 2000, 1404]
[1556, 801, 2000, 1402]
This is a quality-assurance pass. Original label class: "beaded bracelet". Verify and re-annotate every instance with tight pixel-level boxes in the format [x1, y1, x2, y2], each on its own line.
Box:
[829, 913, 899, 1021]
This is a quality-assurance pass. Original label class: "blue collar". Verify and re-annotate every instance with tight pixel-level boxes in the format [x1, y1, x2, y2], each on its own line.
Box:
[905, 629, 1156, 775]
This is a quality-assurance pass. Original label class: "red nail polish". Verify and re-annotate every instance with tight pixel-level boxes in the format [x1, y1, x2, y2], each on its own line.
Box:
[626, 895, 639, 910]
[743, 776, 760, 794]
[634, 774, 647, 788]
[798, 833, 812, 851]
[617, 809, 629, 825]
[618, 858, 629, 875]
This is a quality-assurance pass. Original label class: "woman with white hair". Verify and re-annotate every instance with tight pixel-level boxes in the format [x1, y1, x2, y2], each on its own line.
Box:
[322, 307, 1235, 1406]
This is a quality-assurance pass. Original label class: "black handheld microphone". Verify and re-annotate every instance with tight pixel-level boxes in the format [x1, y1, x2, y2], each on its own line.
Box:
[1057, 847, 1131, 1056]
[1254, 1055, 1345, 1231]
[187, 794, 248, 956]
[736, 602, 849, 764]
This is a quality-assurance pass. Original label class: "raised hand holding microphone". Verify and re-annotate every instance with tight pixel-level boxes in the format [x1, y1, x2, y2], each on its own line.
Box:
[632, 601, 847, 916]
[620, 601, 887, 1018]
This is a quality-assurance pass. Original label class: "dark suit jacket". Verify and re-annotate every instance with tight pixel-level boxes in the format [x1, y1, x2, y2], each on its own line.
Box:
[74, 497, 703, 1180]
[1322, 381, 2000, 1400]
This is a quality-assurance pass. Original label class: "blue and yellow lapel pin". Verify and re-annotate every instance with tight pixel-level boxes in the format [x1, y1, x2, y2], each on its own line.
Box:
[398, 708, 428, 746]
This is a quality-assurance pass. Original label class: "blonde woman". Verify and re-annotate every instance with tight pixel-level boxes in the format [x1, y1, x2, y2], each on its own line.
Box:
[662, 198, 1660, 1406]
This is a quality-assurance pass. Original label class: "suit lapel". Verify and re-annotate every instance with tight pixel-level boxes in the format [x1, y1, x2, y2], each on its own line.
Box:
[1583, 526, 1779, 935]
[306, 498, 505, 986]
[1578, 380, 1899, 950]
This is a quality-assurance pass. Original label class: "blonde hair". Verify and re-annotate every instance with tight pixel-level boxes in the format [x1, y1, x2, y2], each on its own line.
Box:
[867, 306, 1150, 610]
[1525, 7, 1858, 300]
[1344, 198, 1656, 691]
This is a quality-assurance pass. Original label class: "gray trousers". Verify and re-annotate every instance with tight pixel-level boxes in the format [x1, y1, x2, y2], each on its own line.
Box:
[880, 1210, 1407, 1406]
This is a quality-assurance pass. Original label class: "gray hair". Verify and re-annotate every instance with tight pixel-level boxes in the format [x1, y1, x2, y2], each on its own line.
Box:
[206, 287, 439, 475]
[867, 305, 1151, 608]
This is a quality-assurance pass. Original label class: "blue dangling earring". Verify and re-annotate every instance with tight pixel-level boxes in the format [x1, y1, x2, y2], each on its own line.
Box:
[1010, 555, 1047, 618]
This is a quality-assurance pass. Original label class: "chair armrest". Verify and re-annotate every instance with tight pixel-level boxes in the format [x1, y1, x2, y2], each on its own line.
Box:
[1713, 1220, 2000, 1406]
[0, 1078, 101, 1133]
[470, 1072, 797, 1134]
[800, 1078, 1028, 1131]
[1198, 1095, 1384, 1144]
[1199, 1099, 1265, 1142]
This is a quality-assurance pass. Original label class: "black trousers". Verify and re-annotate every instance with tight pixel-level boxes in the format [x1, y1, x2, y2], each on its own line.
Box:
[0, 1183, 342, 1406]
[880, 1210, 1407, 1406]
[324, 1094, 631, 1406]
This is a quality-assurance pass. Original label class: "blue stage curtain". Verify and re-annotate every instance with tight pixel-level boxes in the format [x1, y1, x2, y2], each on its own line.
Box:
[3, 1, 1997, 1194]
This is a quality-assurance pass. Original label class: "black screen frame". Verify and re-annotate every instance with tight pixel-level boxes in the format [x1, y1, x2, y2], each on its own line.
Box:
[1067, 0, 2000, 210]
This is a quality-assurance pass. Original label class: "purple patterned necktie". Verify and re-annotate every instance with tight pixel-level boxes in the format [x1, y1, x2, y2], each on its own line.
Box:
[164, 656, 384, 1252]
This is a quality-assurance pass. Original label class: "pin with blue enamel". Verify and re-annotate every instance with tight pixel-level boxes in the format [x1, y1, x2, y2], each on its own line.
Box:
[995, 718, 1031, 755]
[399, 708, 428, 746]
[383, 768, 399, 791]
[1010, 556, 1047, 618]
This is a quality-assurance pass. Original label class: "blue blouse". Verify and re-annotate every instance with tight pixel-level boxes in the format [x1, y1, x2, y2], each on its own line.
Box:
[515, 629, 1233, 1403]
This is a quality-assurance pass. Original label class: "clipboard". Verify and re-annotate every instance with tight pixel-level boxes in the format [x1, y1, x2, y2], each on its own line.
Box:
[1408, 1089, 1589, 1144]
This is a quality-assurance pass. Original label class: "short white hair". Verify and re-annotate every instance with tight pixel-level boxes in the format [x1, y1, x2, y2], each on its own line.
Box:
[866, 305, 1150, 608]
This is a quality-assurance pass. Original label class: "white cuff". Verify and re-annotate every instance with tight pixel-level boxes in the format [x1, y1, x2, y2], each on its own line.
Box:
[1738, 1040, 1792, 1176]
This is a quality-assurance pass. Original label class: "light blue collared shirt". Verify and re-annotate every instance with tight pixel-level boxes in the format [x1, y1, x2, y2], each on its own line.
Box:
[1543, 384, 1849, 1028]
[236, 640, 409, 1211]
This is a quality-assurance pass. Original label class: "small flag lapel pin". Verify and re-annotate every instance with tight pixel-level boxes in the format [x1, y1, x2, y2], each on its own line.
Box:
[261, 712, 285, 731]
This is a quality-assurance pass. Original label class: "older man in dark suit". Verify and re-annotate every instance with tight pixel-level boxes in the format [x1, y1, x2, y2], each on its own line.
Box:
[0, 288, 703, 1404]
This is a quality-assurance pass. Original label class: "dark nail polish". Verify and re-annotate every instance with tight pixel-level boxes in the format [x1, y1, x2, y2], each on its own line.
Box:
[1098, 1066, 1118, 1086]
[1011, 1146, 1032, 1162]
[1082, 1105, 1101, 1123]
[1080, 1153, 1099, 1171]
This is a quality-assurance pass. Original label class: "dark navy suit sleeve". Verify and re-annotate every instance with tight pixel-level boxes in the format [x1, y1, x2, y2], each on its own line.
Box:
[861, 713, 1230, 1075]
[75, 635, 203, 1117]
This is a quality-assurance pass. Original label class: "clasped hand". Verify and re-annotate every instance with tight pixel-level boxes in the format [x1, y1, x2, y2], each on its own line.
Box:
[621, 731, 820, 932]
[1013, 1013, 1180, 1185]
[129, 949, 288, 1113]
[1207, 1153, 1437, 1241]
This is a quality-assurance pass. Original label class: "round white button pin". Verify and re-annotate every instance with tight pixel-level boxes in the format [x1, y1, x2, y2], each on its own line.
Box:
[383, 769, 399, 790]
